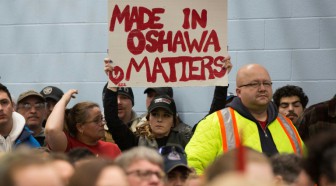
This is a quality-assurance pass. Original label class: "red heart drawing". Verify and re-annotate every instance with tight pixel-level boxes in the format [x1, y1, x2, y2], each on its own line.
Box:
[108, 66, 124, 85]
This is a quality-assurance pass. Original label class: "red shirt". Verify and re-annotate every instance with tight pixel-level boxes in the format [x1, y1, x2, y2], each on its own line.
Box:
[258, 120, 267, 130]
[65, 132, 121, 159]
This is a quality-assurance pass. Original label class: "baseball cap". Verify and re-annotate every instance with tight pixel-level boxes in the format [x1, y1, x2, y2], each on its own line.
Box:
[144, 87, 173, 98]
[40, 86, 64, 102]
[102, 83, 134, 106]
[159, 146, 191, 173]
[117, 87, 134, 106]
[17, 90, 45, 104]
[148, 95, 176, 115]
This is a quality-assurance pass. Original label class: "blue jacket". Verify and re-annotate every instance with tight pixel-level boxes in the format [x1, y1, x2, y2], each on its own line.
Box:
[14, 126, 41, 148]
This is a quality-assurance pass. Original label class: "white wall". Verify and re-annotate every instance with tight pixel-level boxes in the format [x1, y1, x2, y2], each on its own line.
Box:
[1, 0, 336, 127]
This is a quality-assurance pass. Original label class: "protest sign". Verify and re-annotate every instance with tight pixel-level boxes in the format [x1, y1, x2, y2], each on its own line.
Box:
[108, 0, 228, 87]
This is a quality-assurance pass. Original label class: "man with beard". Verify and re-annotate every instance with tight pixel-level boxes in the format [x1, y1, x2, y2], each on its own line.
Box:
[186, 64, 304, 175]
[16, 90, 46, 146]
[103, 85, 137, 143]
[273, 85, 309, 125]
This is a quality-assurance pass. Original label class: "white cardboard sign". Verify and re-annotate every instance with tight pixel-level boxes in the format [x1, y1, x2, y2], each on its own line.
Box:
[108, 0, 228, 87]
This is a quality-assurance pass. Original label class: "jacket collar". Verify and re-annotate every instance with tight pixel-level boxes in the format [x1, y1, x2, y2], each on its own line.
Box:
[226, 97, 278, 124]
[9, 112, 26, 142]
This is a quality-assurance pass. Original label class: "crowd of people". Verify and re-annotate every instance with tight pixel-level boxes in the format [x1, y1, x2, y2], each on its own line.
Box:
[0, 56, 336, 186]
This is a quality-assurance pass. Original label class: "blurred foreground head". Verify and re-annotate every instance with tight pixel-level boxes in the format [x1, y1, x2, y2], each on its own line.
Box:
[204, 147, 274, 185]
[0, 148, 63, 186]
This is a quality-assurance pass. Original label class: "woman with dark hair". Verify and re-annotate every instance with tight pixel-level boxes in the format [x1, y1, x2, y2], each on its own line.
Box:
[45, 89, 121, 159]
[103, 60, 188, 151]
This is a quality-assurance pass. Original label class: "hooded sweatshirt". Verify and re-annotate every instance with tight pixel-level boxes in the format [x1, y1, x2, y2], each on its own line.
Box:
[0, 112, 40, 152]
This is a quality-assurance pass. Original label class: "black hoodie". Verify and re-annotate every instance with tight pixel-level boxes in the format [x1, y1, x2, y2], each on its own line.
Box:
[226, 97, 279, 157]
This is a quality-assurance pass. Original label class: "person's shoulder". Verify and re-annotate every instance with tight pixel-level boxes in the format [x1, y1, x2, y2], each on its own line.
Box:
[16, 127, 40, 147]
[300, 99, 329, 120]
[306, 96, 336, 111]
[196, 110, 225, 129]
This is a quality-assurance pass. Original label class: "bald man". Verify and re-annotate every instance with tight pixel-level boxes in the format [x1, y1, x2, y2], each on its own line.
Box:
[185, 64, 304, 175]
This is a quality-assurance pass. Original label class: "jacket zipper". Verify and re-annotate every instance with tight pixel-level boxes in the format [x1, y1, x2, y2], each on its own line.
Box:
[263, 130, 268, 137]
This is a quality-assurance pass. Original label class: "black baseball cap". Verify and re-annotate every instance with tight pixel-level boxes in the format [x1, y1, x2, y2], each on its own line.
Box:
[159, 145, 191, 173]
[40, 86, 64, 102]
[117, 87, 134, 106]
[102, 83, 134, 106]
[148, 95, 176, 115]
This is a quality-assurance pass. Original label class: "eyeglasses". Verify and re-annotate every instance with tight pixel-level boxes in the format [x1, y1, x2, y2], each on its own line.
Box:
[84, 116, 106, 125]
[159, 145, 186, 156]
[126, 170, 165, 180]
[238, 81, 272, 88]
[17, 103, 45, 111]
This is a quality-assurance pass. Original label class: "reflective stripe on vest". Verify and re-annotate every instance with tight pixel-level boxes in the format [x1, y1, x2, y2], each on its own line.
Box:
[276, 115, 303, 155]
[217, 108, 303, 155]
[217, 108, 240, 152]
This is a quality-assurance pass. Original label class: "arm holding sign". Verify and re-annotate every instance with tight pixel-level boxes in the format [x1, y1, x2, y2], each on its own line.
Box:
[103, 59, 139, 151]
[192, 55, 233, 133]
[208, 55, 232, 114]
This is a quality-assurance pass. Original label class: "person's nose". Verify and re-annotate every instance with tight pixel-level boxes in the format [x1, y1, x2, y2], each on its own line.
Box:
[174, 176, 185, 186]
[157, 115, 163, 122]
[29, 106, 37, 113]
[258, 83, 267, 91]
[148, 173, 161, 184]
[100, 119, 106, 126]
[288, 104, 294, 111]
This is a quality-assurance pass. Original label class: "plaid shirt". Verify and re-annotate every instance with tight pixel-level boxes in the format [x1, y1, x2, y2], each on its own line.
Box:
[296, 95, 336, 142]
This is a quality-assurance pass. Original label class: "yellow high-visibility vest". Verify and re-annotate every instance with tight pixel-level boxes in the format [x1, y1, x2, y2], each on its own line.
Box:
[217, 108, 303, 155]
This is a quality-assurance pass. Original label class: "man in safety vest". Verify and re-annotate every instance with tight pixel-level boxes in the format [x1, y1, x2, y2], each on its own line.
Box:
[185, 64, 304, 175]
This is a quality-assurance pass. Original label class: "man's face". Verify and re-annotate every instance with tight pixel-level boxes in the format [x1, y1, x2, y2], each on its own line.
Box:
[278, 96, 304, 124]
[167, 167, 190, 186]
[16, 96, 45, 131]
[0, 91, 13, 129]
[126, 159, 165, 186]
[117, 94, 133, 123]
[146, 91, 157, 109]
[236, 66, 273, 111]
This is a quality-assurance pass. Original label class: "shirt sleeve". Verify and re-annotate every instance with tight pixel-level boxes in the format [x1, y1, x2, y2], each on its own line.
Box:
[185, 112, 223, 175]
